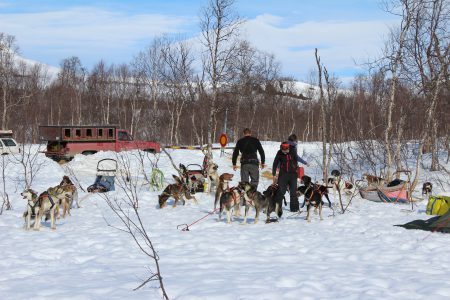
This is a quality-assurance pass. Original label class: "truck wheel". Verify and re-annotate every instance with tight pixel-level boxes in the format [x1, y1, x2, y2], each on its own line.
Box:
[82, 151, 97, 155]
[144, 149, 156, 154]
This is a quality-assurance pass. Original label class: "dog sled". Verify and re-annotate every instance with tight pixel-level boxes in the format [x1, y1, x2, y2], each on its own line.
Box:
[87, 159, 117, 193]
[358, 180, 409, 203]
[179, 163, 207, 194]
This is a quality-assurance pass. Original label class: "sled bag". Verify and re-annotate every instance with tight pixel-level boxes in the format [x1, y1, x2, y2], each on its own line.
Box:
[297, 166, 304, 178]
[426, 195, 450, 216]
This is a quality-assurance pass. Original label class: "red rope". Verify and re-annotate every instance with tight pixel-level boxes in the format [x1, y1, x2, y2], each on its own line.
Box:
[179, 208, 220, 231]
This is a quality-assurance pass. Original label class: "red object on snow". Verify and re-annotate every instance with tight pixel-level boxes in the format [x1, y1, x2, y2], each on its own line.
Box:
[297, 166, 304, 178]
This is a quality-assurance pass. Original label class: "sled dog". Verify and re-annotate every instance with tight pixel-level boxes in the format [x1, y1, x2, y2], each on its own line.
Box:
[328, 170, 356, 199]
[422, 182, 432, 197]
[362, 173, 385, 186]
[239, 182, 281, 224]
[206, 162, 219, 193]
[214, 173, 234, 210]
[22, 189, 58, 230]
[218, 185, 243, 224]
[158, 175, 197, 208]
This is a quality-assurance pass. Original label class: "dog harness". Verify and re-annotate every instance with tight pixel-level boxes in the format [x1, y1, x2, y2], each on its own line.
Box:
[229, 187, 243, 204]
[46, 194, 56, 210]
[304, 185, 324, 207]
[27, 192, 39, 216]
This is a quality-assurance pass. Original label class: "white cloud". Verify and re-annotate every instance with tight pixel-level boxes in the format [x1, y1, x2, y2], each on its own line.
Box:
[0, 6, 398, 83]
[242, 15, 397, 81]
[0, 7, 194, 66]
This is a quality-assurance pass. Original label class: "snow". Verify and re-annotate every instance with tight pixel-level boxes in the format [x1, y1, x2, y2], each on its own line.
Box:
[0, 143, 449, 300]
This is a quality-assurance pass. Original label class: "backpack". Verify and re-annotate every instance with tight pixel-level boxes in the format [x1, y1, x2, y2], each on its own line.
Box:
[426, 195, 450, 216]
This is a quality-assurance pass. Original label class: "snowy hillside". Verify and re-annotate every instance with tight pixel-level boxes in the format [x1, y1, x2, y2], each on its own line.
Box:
[0, 142, 449, 300]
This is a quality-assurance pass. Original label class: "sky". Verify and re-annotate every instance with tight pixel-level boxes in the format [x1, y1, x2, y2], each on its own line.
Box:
[0, 0, 399, 84]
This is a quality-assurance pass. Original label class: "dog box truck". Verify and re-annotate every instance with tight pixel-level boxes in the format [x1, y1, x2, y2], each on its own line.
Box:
[0, 130, 20, 155]
[39, 125, 160, 162]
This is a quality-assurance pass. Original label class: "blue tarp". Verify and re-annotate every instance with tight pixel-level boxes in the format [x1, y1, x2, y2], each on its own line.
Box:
[88, 175, 115, 192]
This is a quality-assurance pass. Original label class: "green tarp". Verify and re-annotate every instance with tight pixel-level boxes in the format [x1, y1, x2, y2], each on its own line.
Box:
[395, 210, 450, 233]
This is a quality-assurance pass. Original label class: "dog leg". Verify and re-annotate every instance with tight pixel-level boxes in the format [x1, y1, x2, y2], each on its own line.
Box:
[26, 209, 32, 230]
[306, 206, 311, 222]
[51, 208, 56, 230]
[276, 202, 282, 218]
[172, 196, 179, 208]
[265, 204, 271, 223]
[319, 203, 323, 221]
[254, 207, 260, 224]
[233, 202, 241, 217]
[243, 205, 250, 224]
[34, 209, 42, 231]
[226, 209, 232, 224]
[218, 206, 223, 221]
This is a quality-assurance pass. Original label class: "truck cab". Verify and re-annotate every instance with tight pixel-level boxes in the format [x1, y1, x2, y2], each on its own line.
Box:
[0, 130, 20, 155]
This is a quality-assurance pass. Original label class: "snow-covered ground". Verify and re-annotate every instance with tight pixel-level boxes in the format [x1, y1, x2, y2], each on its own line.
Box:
[0, 142, 449, 300]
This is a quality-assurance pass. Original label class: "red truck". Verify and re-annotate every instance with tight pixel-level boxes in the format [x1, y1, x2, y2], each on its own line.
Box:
[39, 125, 160, 161]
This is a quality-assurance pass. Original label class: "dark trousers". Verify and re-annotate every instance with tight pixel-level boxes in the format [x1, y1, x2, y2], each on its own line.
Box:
[275, 172, 299, 212]
[241, 163, 260, 188]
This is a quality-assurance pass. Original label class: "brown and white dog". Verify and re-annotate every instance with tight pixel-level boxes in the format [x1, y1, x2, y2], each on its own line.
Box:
[59, 175, 80, 208]
[362, 173, 385, 186]
[47, 184, 77, 218]
[214, 173, 234, 210]
[422, 182, 432, 197]
[206, 162, 219, 193]
[158, 175, 198, 208]
[58, 175, 80, 209]
[218, 185, 243, 223]
[21, 189, 58, 230]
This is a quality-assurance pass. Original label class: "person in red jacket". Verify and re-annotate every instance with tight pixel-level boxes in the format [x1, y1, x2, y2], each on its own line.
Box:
[272, 141, 308, 212]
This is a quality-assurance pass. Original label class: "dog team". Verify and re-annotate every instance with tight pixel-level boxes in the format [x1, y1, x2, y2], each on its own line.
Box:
[24, 127, 434, 229]
[21, 175, 79, 230]
[159, 128, 364, 224]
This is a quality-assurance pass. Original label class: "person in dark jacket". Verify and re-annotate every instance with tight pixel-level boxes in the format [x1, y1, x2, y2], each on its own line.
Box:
[287, 134, 308, 166]
[232, 128, 265, 188]
[272, 141, 309, 212]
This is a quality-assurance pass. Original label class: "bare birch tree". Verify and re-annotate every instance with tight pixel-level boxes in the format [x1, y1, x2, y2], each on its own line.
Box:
[103, 153, 169, 299]
[200, 0, 243, 156]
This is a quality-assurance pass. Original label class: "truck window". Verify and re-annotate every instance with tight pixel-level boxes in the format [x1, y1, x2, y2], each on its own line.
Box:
[118, 131, 128, 141]
[64, 128, 71, 138]
[1, 138, 17, 146]
[98, 128, 103, 138]
[108, 128, 114, 139]
[75, 129, 81, 138]
[86, 128, 93, 138]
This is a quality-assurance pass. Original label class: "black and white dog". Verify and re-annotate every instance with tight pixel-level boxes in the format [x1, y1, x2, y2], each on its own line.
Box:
[301, 175, 332, 208]
[297, 175, 332, 222]
[328, 170, 356, 199]
[422, 182, 432, 197]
